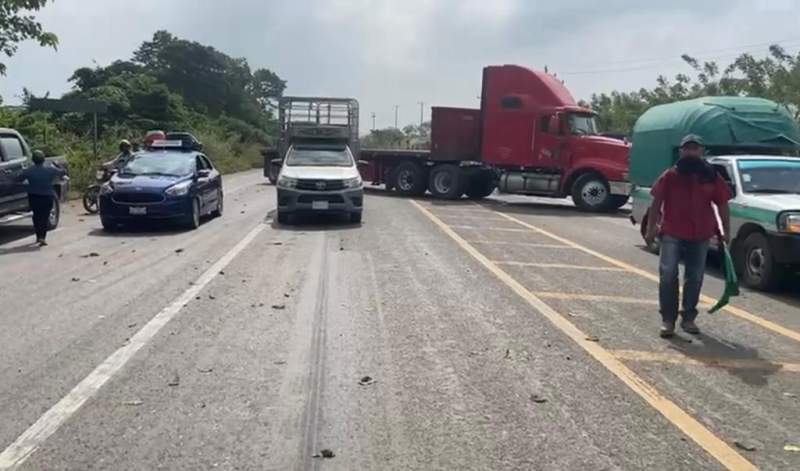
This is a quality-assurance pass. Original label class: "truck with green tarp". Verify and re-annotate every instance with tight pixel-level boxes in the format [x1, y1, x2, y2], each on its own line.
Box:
[629, 96, 800, 290]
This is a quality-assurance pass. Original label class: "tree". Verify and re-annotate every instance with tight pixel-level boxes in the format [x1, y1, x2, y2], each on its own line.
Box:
[0, 0, 58, 75]
[250, 68, 286, 109]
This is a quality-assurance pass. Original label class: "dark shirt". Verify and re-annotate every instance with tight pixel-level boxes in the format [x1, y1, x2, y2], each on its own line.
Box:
[17, 164, 67, 197]
[651, 168, 732, 242]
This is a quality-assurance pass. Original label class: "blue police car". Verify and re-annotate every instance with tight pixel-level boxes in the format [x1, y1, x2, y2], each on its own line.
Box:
[98, 141, 223, 231]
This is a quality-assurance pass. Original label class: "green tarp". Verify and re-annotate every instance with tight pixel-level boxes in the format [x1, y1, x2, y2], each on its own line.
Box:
[630, 96, 800, 186]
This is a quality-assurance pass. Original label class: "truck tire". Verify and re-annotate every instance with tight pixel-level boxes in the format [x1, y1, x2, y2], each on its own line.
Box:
[391, 162, 427, 196]
[47, 197, 61, 230]
[572, 173, 611, 212]
[609, 195, 629, 210]
[428, 164, 465, 200]
[739, 232, 783, 291]
[268, 163, 280, 185]
[277, 211, 289, 225]
[465, 170, 496, 199]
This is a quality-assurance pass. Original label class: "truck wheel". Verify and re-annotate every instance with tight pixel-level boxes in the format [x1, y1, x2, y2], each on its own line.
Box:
[47, 197, 61, 230]
[465, 170, 496, 199]
[268, 163, 280, 185]
[277, 211, 289, 225]
[391, 162, 427, 196]
[609, 195, 629, 210]
[572, 174, 611, 212]
[739, 232, 783, 291]
[429, 164, 465, 199]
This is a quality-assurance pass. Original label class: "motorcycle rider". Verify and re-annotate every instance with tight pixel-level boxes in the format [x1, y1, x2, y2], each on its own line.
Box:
[103, 139, 135, 171]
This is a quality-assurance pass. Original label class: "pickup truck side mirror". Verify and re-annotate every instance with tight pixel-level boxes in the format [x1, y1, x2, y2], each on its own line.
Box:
[270, 158, 283, 166]
[357, 160, 369, 166]
[197, 169, 211, 178]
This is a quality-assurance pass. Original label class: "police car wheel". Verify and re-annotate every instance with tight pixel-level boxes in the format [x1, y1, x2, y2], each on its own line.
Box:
[211, 191, 223, 217]
[185, 199, 200, 230]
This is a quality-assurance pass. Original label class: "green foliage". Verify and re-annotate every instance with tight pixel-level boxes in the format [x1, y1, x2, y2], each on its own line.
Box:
[0, 0, 58, 75]
[589, 45, 800, 134]
[362, 122, 431, 149]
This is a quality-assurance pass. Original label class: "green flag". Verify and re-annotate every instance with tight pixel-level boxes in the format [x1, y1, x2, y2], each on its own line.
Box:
[708, 242, 740, 314]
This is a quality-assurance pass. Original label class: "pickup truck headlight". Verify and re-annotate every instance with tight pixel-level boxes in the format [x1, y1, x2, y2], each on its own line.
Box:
[778, 212, 800, 234]
[277, 176, 298, 189]
[165, 180, 192, 196]
[99, 182, 114, 195]
[344, 176, 362, 189]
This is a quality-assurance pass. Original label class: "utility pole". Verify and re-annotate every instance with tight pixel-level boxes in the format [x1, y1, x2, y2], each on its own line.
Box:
[418, 101, 425, 127]
[371, 112, 376, 131]
[394, 105, 399, 128]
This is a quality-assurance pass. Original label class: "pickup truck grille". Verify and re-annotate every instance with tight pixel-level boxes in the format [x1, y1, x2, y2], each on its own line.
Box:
[296, 179, 346, 191]
[112, 192, 165, 204]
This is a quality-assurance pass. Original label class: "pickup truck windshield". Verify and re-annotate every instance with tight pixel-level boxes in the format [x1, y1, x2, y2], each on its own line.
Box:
[121, 153, 195, 177]
[738, 159, 800, 194]
[567, 114, 597, 136]
[286, 147, 353, 167]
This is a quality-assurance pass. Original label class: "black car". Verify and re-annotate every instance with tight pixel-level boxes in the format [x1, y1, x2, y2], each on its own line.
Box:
[98, 149, 223, 231]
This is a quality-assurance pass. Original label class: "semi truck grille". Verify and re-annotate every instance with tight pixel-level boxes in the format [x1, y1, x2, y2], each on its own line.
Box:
[296, 179, 346, 191]
[112, 192, 165, 204]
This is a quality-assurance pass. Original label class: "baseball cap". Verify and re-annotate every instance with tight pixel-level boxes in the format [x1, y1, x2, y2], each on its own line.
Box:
[680, 134, 704, 147]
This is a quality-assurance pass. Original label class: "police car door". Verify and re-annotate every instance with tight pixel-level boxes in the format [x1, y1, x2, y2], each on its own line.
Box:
[0, 133, 29, 213]
[195, 155, 213, 212]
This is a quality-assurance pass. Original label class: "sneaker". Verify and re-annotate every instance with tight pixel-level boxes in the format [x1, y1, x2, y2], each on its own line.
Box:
[659, 322, 675, 338]
[38, 240, 48, 247]
[680, 320, 700, 335]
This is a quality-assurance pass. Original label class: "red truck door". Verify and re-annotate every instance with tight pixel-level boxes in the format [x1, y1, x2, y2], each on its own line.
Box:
[482, 94, 535, 166]
[532, 113, 567, 170]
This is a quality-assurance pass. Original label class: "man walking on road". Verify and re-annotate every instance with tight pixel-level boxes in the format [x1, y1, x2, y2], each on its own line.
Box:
[16, 151, 67, 247]
[645, 134, 732, 338]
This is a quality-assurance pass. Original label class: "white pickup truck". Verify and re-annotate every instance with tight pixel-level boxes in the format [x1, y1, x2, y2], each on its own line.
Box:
[0, 128, 70, 229]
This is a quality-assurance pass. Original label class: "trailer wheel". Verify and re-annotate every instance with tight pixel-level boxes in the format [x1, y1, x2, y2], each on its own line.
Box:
[572, 173, 611, 211]
[429, 164, 465, 199]
[391, 162, 428, 196]
[739, 232, 783, 291]
[268, 163, 280, 185]
[465, 170, 496, 199]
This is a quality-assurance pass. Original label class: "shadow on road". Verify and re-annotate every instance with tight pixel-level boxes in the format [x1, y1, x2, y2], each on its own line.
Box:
[0, 225, 34, 249]
[477, 198, 632, 220]
[668, 333, 781, 386]
[268, 209, 363, 233]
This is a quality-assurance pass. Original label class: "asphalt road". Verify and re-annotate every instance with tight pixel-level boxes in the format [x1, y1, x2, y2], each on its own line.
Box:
[0, 171, 798, 470]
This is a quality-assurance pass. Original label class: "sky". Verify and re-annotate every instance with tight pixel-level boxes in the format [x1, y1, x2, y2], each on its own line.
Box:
[2, 0, 800, 132]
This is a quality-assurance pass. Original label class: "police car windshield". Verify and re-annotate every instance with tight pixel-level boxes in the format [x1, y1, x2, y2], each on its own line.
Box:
[121, 153, 195, 177]
[286, 146, 353, 167]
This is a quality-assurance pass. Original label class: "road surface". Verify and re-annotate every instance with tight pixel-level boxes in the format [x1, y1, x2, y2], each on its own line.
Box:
[0, 170, 798, 470]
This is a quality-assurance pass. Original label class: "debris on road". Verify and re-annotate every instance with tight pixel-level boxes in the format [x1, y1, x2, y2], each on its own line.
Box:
[284, 293, 290, 298]
[504, 349, 512, 359]
[312, 449, 335, 459]
[274, 360, 287, 365]
[70, 277, 80, 282]
[103, 261, 108, 266]
[734, 440, 757, 452]
[127, 322, 137, 328]
[783, 392, 797, 399]
[530, 394, 548, 404]
[273, 242, 283, 246]
[208, 294, 216, 300]
[122, 400, 144, 406]
[271, 304, 286, 310]
[81, 252, 100, 258]
[219, 270, 225, 275]
[168, 372, 180, 387]
[198, 366, 214, 374]
[175, 248, 184, 254]
[358, 376, 376, 386]
[585, 336, 600, 342]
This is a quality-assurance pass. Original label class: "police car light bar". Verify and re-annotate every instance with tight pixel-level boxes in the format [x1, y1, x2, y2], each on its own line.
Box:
[149, 139, 188, 149]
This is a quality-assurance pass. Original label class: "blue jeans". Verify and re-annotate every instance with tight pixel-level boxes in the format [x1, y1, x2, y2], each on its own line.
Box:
[659, 236, 709, 324]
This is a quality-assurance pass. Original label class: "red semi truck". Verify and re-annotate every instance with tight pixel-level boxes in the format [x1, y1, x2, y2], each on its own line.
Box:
[358, 65, 632, 211]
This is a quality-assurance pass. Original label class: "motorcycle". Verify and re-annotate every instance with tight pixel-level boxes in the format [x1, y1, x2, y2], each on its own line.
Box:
[82, 167, 115, 214]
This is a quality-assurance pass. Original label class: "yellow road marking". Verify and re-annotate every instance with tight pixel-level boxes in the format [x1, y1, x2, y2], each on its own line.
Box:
[449, 225, 530, 233]
[533, 292, 713, 308]
[496, 262, 626, 272]
[411, 201, 756, 471]
[492, 210, 800, 344]
[467, 240, 572, 249]
[612, 349, 800, 373]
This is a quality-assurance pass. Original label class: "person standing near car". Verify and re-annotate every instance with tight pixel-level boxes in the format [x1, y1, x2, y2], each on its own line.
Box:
[16, 151, 66, 246]
[644, 134, 732, 338]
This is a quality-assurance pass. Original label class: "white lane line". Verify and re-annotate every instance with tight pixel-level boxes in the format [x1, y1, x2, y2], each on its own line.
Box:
[0, 221, 269, 470]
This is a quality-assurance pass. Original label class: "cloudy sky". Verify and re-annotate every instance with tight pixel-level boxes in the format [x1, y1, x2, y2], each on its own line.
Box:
[2, 0, 800, 131]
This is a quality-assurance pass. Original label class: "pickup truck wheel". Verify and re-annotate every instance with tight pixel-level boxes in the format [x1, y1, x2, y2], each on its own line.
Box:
[47, 197, 61, 230]
[572, 174, 611, 212]
[465, 171, 496, 199]
[740, 232, 783, 291]
[429, 164, 465, 199]
[277, 211, 289, 225]
[639, 214, 660, 254]
[392, 162, 427, 196]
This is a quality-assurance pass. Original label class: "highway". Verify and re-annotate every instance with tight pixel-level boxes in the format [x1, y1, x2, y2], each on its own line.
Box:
[1, 170, 798, 470]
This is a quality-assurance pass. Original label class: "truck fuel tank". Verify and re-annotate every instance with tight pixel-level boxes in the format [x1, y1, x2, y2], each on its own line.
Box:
[498, 171, 561, 195]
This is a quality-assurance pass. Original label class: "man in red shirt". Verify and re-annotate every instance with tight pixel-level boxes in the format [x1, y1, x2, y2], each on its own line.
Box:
[645, 134, 732, 338]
